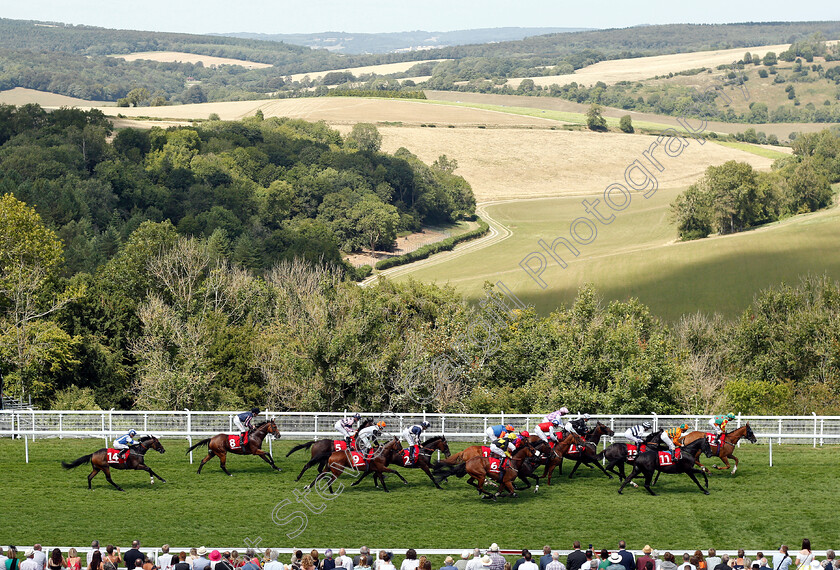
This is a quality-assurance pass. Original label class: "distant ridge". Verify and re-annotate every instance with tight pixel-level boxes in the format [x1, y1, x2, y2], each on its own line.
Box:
[216, 27, 593, 54]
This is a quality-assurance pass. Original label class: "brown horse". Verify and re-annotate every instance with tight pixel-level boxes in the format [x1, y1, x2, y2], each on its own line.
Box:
[680, 423, 757, 474]
[527, 432, 585, 485]
[62, 436, 166, 492]
[286, 418, 373, 481]
[311, 437, 407, 493]
[554, 421, 614, 480]
[435, 443, 536, 500]
[187, 420, 281, 475]
[433, 443, 487, 466]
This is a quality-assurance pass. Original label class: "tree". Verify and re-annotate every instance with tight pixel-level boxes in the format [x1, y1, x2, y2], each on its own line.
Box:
[0, 194, 83, 402]
[432, 154, 459, 173]
[619, 115, 634, 133]
[125, 87, 150, 107]
[182, 84, 207, 104]
[762, 52, 777, 66]
[670, 184, 714, 240]
[586, 104, 607, 131]
[347, 123, 382, 153]
[350, 195, 400, 252]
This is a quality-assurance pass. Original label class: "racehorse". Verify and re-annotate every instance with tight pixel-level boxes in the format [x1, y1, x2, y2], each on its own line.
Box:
[617, 436, 714, 496]
[62, 436, 166, 492]
[353, 436, 451, 489]
[309, 437, 407, 493]
[186, 420, 281, 475]
[556, 421, 615, 480]
[680, 423, 757, 474]
[285, 418, 373, 481]
[526, 432, 585, 487]
[598, 429, 668, 483]
[433, 442, 537, 500]
[433, 443, 488, 466]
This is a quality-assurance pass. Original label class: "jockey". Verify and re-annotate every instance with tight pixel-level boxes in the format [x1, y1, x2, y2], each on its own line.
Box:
[513, 430, 532, 449]
[335, 413, 362, 445]
[489, 433, 516, 483]
[544, 407, 570, 423]
[709, 413, 735, 444]
[564, 413, 591, 437]
[623, 421, 653, 445]
[356, 421, 386, 455]
[665, 423, 689, 450]
[113, 429, 139, 459]
[485, 423, 515, 442]
[234, 407, 260, 444]
[401, 421, 431, 463]
[535, 419, 561, 444]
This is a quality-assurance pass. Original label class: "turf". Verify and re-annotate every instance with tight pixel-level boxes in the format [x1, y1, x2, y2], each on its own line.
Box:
[394, 188, 840, 321]
[3, 438, 839, 551]
[712, 141, 790, 160]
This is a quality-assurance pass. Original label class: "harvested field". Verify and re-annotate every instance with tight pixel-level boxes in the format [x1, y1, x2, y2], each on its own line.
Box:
[0, 87, 112, 108]
[287, 59, 448, 82]
[375, 127, 776, 201]
[111, 51, 272, 69]
[506, 43, 791, 87]
[93, 97, 561, 127]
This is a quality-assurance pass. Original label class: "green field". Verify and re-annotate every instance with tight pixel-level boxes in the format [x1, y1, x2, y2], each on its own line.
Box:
[3, 438, 839, 550]
[393, 188, 840, 320]
[712, 141, 790, 160]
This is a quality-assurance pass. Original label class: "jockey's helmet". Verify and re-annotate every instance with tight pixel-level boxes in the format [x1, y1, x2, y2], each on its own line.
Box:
[421, 421, 430, 429]
[376, 421, 386, 429]
[353, 413, 361, 420]
[680, 423, 688, 430]
[551, 419, 560, 427]
[642, 421, 652, 429]
[505, 424, 514, 432]
[520, 430, 530, 438]
[582, 413, 591, 421]
[128, 429, 137, 436]
[727, 412, 735, 419]
[251, 407, 260, 415]
[559, 407, 569, 415]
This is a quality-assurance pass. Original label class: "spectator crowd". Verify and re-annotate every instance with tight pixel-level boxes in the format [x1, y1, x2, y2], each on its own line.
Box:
[2, 539, 838, 570]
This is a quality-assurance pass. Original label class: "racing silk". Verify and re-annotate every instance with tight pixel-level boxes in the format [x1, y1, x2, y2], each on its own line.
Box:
[565, 418, 588, 436]
[335, 417, 357, 437]
[490, 436, 515, 458]
[114, 433, 138, 448]
[666, 426, 685, 445]
[355, 425, 380, 452]
[535, 421, 557, 442]
[487, 424, 508, 438]
[237, 411, 254, 427]
[400, 425, 424, 446]
[627, 423, 650, 439]
[713, 415, 730, 431]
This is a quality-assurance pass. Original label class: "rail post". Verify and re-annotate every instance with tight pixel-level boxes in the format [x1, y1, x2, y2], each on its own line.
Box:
[820, 418, 824, 446]
[314, 414, 318, 441]
[737, 413, 742, 448]
[185, 408, 193, 464]
[24, 432, 28, 463]
[483, 417, 487, 443]
[769, 436, 773, 467]
[59, 412, 63, 440]
[813, 412, 817, 448]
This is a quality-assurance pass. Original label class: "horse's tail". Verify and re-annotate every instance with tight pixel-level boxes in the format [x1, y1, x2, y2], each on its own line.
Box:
[62, 454, 93, 469]
[437, 450, 463, 465]
[286, 440, 316, 457]
[186, 438, 211, 454]
[595, 449, 605, 461]
[451, 461, 468, 478]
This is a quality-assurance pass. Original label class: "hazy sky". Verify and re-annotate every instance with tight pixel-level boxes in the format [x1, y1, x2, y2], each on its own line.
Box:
[2, 0, 839, 35]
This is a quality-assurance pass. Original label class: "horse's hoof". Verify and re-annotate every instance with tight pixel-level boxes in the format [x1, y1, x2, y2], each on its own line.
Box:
[704, 490, 710, 495]
[534, 484, 539, 493]
[511, 493, 519, 498]
[631, 482, 639, 488]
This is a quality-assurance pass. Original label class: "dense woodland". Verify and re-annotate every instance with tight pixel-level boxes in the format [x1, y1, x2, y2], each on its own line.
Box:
[671, 129, 840, 239]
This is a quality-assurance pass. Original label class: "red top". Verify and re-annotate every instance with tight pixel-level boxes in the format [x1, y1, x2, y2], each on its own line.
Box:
[537, 422, 553, 431]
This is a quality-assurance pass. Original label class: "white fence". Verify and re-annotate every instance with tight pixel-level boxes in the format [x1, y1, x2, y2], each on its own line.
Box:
[3, 410, 840, 445]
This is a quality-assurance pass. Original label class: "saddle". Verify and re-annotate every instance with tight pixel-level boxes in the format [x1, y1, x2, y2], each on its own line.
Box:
[626, 443, 646, 462]
[481, 446, 492, 458]
[349, 449, 377, 469]
[228, 432, 249, 449]
[333, 436, 356, 452]
[488, 457, 508, 474]
[106, 449, 130, 465]
[657, 448, 682, 466]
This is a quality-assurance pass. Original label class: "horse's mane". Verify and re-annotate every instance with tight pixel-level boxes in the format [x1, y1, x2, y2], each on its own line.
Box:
[139, 435, 154, 442]
[424, 435, 445, 445]
[254, 420, 272, 429]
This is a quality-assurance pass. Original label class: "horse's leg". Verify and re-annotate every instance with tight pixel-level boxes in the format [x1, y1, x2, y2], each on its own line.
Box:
[296, 456, 323, 481]
[568, 459, 583, 479]
[218, 452, 233, 476]
[379, 467, 408, 485]
[653, 470, 662, 486]
[685, 469, 710, 495]
[377, 471, 389, 493]
[543, 460, 556, 485]
[197, 451, 215, 474]
[715, 454, 731, 471]
[87, 467, 99, 490]
[589, 456, 614, 479]
[102, 466, 124, 492]
[617, 465, 639, 494]
[350, 470, 371, 487]
[642, 470, 656, 496]
[142, 464, 167, 484]
[420, 464, 443, 489]
[730, 454, 739, 475]
[254, 450, 280, 471]
[694, 467, 709, 490]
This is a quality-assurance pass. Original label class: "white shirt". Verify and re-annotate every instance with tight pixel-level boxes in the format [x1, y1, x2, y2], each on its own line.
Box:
[339, 557, 354, 570]
[465, 559, 483, 570]
[401, 561, 420, 570]
[21, 560, 40, 570]
[33, 552, 47, 570]
[679, 564, 696, 570]
[157, 555, 174, 570]
[521, 562, 540, 570]
[265, 561, 284, 570]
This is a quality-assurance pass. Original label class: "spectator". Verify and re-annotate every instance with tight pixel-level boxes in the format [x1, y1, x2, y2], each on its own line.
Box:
[617, 543, 634, 570]
[105, 547, 122, 570]
[678, 554, 694, 570]
[68, 550, 81, 570]
[124, 545, 144, 570]
[320, 552, 335, 570]
[419, 562, 431, 570]
[89, 546, 102, 570]
[1, 548, 9, 569]
[757, 560, 770, 570]
[660, 554, 677, 570]
[379, 554, 395, 570]
[132, 561, 142, 570]
[705, 553, 720, 570]
[568, 545, 587, 570]
[174, 554, 190, 570]
[689, 558, 699, 570]
[637, 548, 655, 570]
[217, 554, 234, 570]
[187, 552, 199, 570]
[441, 558, 458, 570]
[229, 554, 241, 570]
[754, 554, 766, 569]
[209, 553, 223, 570]
[598, 553, 610, 570]
[520, 553, 538, 570]
[374, 554, 386, 570]
[89, 553, 104, 570]
[157, 548, 173, 570]
[513, 553, 529, 570]
[241, 558, 259, 570]
[354, 558, 371, 570]
[585, 553, 596, 570]
[418, 559, 428, 570]
[22, 551, 40, 570]
[310, 554, 319, 570]
[33, 547, 47, 570]
[262, 552, 281, 570]
[49, 549, 67, 570]
[142, 557, 154, 570]
[606, 554, 624, 570]
[540, 549, 553, 570]
[823, 553, 836, 570]
[336, 552, 353, 570]
[467, 552, 484, 570]
[714, 556, 729, 570]
[400, 552, 419, 570]
[488, 546, 506, 570]
[733, 551, 749, 570]
[695, 553, 706, 570]
[796, 541, 814, 570]
[354, 551, 371, 569]
[546, 553, 566, 570]
[301, 556, 316, 570]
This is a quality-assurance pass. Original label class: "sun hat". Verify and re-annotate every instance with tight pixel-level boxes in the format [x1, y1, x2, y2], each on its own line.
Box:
[197, 548, 208, 556]
[609, 553, 623, 564]
[25, 549, 35, 558]
[209, 551, 221, 562]
[489, 545, 500, 553]
[643, 547, 652, 555]
[810, 563, 822, 570]
[462, 552, 471, 560]
[481, 557, 492, 567]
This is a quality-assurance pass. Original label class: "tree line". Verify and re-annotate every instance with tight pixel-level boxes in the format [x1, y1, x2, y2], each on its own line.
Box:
[671, 129, 839, 240]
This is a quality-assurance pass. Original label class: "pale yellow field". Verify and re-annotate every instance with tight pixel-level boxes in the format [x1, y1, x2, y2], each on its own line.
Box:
[0, 87, 113, 107]
[507, 43, 792, 88]
[287, 59, 449, 82]
[111, 51, 273, 69]
[375, 127, 776, 201]
[92, 96, 560, 127]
